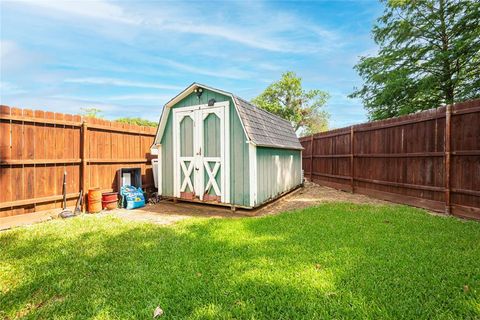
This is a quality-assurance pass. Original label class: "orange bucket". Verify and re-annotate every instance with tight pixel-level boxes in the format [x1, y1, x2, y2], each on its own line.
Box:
[88, 188, 102, 213]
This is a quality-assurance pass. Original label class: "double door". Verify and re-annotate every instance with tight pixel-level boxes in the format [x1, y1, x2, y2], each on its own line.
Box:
[173, 102, 229, 203]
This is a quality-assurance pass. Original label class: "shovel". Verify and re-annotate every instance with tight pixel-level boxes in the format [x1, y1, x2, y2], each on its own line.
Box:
[59, 171, 75, 219]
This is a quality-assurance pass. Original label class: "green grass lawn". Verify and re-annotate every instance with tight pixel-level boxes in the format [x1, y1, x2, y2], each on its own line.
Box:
[1, 203, 479, 319]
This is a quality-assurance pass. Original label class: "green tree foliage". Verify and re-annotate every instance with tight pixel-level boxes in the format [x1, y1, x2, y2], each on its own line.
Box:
[252, 71, 330, 135]
[80, 107, 103, 118]
[350, 0, 480, 120]
[116, 117, 158, 127]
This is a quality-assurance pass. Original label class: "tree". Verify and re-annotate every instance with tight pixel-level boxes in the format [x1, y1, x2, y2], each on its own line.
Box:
[80, 107, 103, 118]
[116, 117, 158, 127]
[252, 71, 329, 135]
[350, 0, 480, 120]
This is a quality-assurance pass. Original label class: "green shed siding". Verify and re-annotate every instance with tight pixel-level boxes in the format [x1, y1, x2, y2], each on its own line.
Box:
[256, 147, 302, 205]
[179, 116, 194, 157]
[230, 105, 249, 206]
[160, 89, 249, 206]
[160, 113, 174, 196]
[203, 113, 221, 157]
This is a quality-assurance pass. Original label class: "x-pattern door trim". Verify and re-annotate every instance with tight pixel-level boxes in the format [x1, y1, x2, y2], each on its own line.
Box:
[203, 160, 221, 196]
[179, 158, 195, 192]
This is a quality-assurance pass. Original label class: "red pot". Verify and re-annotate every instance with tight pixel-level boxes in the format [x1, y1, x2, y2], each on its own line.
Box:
[102, 192, 118, 210]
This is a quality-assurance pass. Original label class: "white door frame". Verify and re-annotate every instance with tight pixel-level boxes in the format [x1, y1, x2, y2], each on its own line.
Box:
[172, 101, 230, 203]
[173, 110, 196, 197]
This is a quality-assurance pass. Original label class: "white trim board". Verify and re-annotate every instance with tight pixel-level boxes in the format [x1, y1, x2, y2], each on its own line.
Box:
[157, 144, 162, 195]
[249, 143, 257, 207]
[224, 103, 230, 203]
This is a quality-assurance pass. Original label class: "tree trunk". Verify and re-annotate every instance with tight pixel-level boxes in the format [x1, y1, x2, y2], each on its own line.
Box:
[439, 0, 455, 104]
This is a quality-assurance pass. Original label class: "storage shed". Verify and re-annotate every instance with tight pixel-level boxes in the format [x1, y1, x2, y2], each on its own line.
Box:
[152, 83, 303, 209]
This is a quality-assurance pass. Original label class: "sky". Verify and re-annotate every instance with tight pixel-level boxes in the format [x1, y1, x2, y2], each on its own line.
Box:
[0, 0, 383, 128]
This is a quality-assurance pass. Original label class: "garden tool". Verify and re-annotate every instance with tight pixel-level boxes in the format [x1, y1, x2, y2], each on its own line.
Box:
[59, 171, 75, 219]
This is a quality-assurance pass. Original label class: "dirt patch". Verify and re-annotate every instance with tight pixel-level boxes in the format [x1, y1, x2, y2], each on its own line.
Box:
[254, 181, 386, 216]
[113, 201, 251, 225]
[114, 181, 387, 225]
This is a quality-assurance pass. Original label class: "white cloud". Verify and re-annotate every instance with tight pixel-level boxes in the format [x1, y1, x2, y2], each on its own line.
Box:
[0, 81, 26, 95]
[1, 41, 17, 59]
[149, 9, 343, 54]
[31, 92, 170, 105]
[161, 23, 288, 53]
[0, 40, 38, 72]
[9, 0, 342, 53]
[64, 77, 182, 90]
[14, 0, 139, 25]
[0, 94, 119, 114]
[155, 58, 252, 80]
[105, 93, 172, 102]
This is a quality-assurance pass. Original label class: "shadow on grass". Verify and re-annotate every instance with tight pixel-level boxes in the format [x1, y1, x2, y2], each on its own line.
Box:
[1, 203, 479, 319]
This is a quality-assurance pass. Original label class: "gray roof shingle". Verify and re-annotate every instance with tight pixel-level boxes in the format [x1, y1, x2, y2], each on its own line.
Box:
[232, 96, 303, 150]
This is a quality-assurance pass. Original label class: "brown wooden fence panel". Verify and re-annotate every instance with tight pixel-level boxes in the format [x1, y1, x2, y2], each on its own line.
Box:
[449, 100, 480, 219]
[300, 99, 480, 220]
[0, 106, 157, 218]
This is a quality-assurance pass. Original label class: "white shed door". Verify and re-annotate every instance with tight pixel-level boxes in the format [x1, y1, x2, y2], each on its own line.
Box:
[173, 102, 229, 203]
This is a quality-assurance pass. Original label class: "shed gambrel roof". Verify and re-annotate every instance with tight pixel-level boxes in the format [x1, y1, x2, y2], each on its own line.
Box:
[153, 83, 303, 150]
[232, 96, 302, 150]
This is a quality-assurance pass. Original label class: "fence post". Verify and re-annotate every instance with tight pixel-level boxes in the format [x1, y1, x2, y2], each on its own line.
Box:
[81, 120, 88, 212]
[309, 134, 314, 182]
[350, 126, 355, 193]
[445, 104, 452, 215]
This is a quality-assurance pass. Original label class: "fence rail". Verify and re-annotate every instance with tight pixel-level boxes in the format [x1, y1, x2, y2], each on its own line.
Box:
[300, 99, 480, 220]
[0, 105, 157, 217]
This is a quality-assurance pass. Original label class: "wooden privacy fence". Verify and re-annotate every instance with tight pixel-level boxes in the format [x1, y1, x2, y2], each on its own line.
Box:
[0, 105, 157, 218]
[300, 99, 480, 220]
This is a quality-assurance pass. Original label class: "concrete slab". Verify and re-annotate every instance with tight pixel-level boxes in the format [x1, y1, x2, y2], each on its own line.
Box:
[0, 210, 56, 231]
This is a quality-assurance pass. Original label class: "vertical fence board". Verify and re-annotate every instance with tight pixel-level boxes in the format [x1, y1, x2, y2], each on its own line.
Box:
[10, 108, 23, 160]
[0, 106, 12, 215]
[34, 110, 47, 210]
[81, 121, 88, 211]
[0, 106, 11, 161]
[45, 112, 57, 210]
[445, 105, 452, 214]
